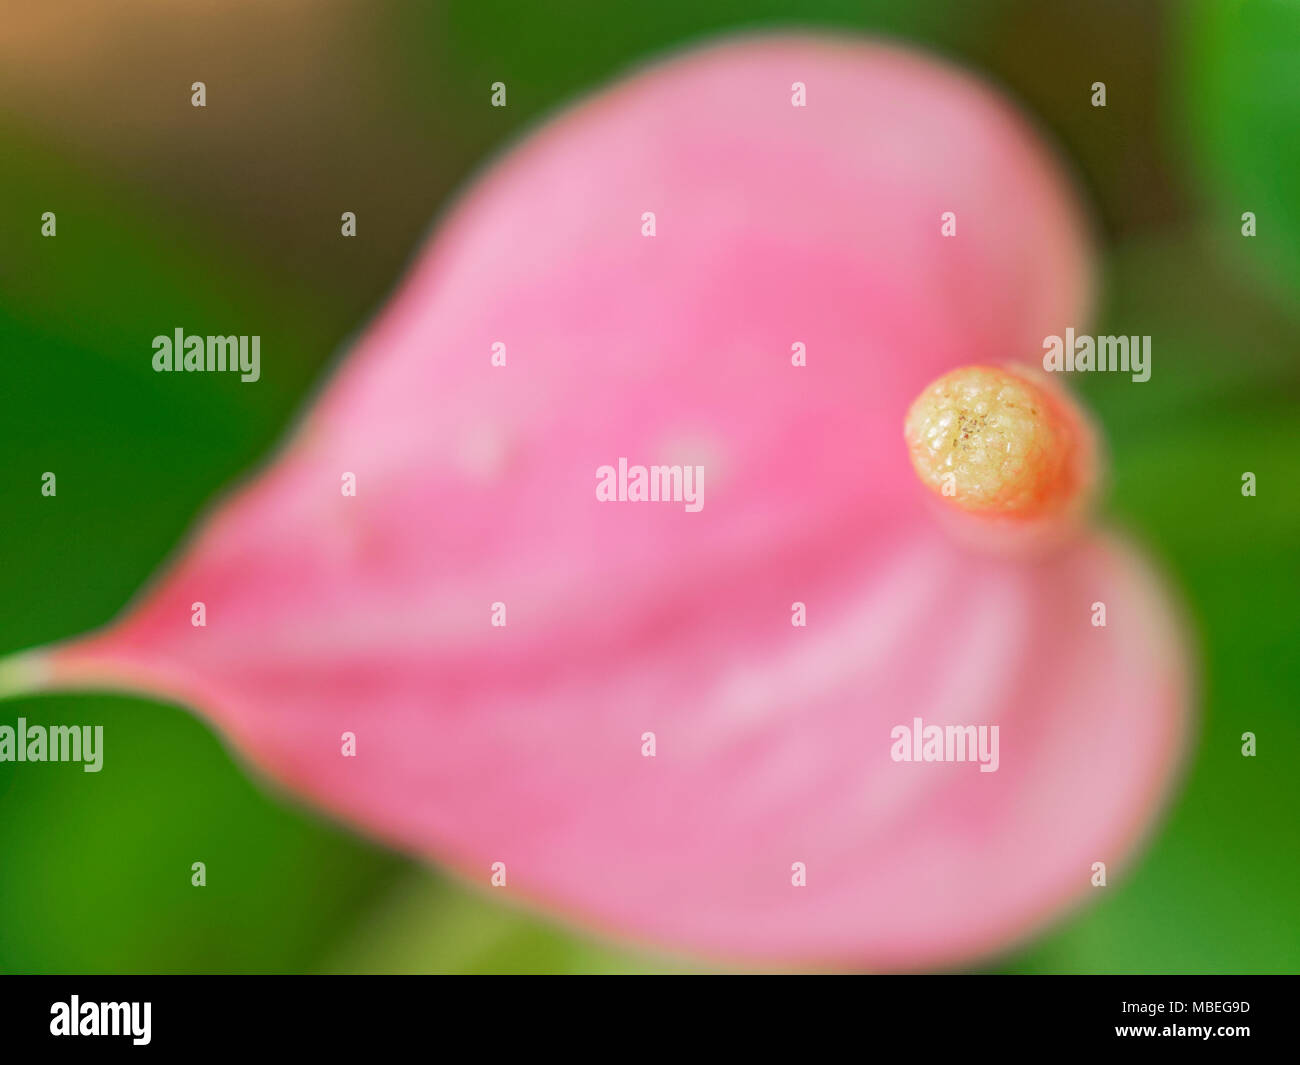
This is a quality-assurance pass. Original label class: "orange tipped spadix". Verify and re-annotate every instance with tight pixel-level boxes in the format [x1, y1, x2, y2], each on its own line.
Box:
[904, 364, 1096, 525]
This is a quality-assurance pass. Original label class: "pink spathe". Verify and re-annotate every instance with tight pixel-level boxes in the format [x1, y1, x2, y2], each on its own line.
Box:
[36, 35, 1189, 967]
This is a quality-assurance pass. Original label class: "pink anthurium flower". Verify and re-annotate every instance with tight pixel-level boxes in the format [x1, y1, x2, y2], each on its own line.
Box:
[3, 34, 1190, 969]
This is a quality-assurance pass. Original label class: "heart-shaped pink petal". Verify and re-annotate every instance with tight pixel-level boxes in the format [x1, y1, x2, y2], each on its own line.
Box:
[21, 35, 1189, 968]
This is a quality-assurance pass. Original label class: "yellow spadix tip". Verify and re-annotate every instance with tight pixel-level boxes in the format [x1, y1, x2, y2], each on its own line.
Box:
[904, 364, 1090, 520]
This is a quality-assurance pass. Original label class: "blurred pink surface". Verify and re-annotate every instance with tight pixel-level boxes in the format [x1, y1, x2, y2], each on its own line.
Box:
[48, 35, 1189, 967]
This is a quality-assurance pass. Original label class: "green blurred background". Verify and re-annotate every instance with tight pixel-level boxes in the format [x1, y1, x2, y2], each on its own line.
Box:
[1, 0, 1296, 973]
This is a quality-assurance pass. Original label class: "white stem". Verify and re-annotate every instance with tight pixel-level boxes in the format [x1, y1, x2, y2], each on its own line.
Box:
[0, 650, 51, 700]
